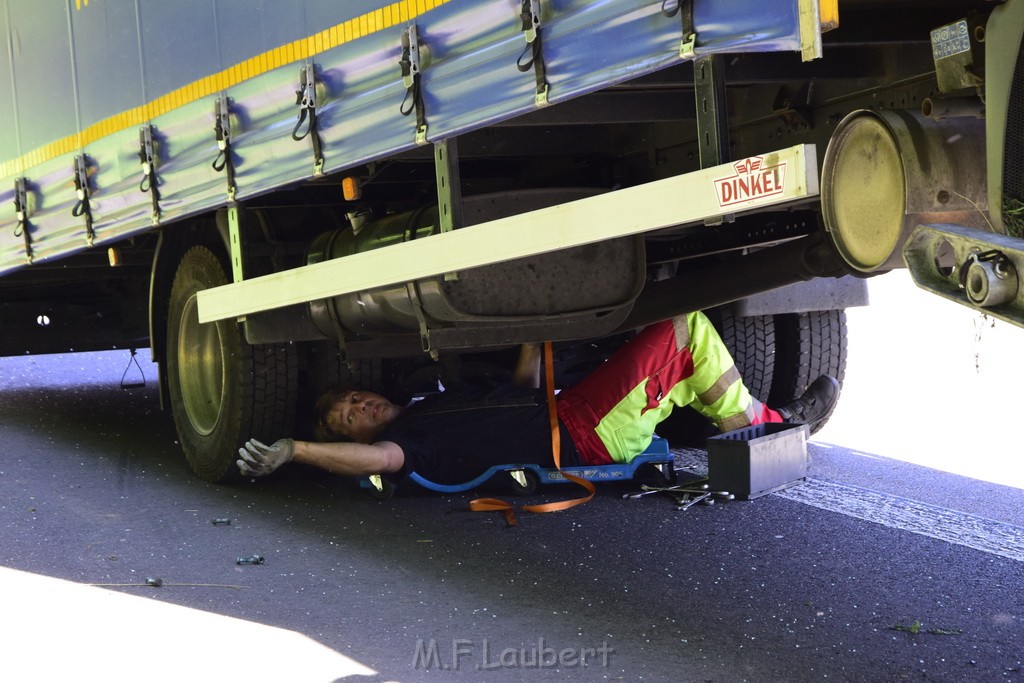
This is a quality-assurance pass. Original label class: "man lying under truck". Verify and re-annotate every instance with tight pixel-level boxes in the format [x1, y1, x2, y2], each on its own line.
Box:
[235, 311, 840, 486]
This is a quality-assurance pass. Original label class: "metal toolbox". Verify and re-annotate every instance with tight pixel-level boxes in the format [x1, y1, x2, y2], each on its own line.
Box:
[707, 423, 810, 500]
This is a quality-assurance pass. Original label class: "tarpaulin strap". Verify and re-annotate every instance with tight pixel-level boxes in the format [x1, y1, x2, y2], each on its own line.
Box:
[399, 79, 427, 139]
[212, 97, 238, 202]
[293, 64, 325, 175]
[661, 0, 696, 58]
[137, 125, 161, 224]
[72, 155, 95, 246]
[516, 0, 549, 106]
[399, 24, 428, 144]
[469, 342, 596, 526]
[12, 177, 33, 263]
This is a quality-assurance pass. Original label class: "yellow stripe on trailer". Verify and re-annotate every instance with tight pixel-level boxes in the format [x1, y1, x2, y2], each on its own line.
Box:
[0, 0, 449, 179]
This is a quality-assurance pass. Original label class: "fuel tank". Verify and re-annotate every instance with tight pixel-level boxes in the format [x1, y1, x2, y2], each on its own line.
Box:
[306, 189, 645, 349]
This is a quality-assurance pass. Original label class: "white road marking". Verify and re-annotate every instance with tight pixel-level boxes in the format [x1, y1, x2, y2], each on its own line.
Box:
[671, 448, 1024, 562]
[777, 479, 1024, 563]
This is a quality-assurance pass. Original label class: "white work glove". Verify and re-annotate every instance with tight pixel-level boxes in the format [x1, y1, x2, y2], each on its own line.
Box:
[237, 438, 294, 477]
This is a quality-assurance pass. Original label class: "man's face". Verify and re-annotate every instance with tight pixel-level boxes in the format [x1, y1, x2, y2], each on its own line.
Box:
[324, 390, 401, 443]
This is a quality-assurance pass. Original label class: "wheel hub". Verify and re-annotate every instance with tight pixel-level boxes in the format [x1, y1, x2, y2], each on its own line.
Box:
[178, 293, 227, 437]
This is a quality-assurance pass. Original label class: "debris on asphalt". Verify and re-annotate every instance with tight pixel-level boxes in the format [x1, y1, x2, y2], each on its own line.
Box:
[889, 620, 964, 636]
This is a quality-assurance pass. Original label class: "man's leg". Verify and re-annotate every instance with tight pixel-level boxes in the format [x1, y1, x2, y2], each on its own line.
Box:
[680, 311, 782, 430]
[557, 312, 780, 464]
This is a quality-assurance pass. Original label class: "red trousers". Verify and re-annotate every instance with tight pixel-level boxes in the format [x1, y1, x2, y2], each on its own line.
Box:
[556, 315, 782, 465]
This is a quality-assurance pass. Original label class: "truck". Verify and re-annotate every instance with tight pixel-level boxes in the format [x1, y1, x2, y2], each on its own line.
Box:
[1, 0, 1019, 481]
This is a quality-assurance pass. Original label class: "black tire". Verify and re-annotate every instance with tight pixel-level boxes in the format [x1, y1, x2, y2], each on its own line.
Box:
[769, 309, 848, 433]
[656, 309, 776, 444]
[331, 355, 383, 394]
[715, 309, 774, 404]
[508, 469, 539, 496]
[166, 246, 297, 482]
[297, 344, 379, 435]
[306, 341, 419, 400]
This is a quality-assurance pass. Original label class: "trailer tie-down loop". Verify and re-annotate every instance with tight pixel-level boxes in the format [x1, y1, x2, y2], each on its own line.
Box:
[399, 24, 428, 145]
[71, 155, 96, 246]
[12, 177, 33, 263]
[292, 64, 325, 176]
[516, 0, 549, 106]
[137, 125, 161, 224]
[212, 97, 238, 202]
[469, 342, 596, 526]
[120, 348, 146, 390]
[661, 0, 696, 59]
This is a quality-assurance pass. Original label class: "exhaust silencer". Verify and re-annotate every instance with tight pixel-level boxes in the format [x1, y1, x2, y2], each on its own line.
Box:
[820, 109, 989, 273]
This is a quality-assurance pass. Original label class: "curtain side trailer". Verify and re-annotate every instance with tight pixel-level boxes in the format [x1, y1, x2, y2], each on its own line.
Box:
[0, 0, 1018, 479]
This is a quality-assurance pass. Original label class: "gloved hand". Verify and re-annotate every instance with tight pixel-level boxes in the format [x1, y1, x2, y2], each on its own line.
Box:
[237, 438, 295, 477]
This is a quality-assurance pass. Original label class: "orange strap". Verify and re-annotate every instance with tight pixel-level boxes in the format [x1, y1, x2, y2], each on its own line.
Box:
[469, 341, 595, 525]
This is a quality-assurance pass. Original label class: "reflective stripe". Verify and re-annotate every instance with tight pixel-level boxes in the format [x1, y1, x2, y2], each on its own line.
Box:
[717, 403, 757, 431]
[697, 364, 741, 406]
[687, 312, 737, 396]
[559, 310, 778, 463]
[672, 316, 690, 351]
[686, 312, 754, 425]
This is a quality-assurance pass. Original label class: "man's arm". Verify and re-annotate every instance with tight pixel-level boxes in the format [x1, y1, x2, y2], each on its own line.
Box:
[512, 342, 542, 388]
[237, 438, 405, 477]
[292, 439, 405, 477]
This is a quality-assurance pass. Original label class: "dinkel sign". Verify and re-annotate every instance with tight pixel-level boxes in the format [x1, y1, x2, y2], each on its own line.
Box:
[713, 156, 787, 207]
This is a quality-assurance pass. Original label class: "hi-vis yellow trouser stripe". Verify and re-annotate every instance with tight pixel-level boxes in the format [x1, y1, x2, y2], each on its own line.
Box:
[0, 0, 449, 178]
[594, 312, 756, 462]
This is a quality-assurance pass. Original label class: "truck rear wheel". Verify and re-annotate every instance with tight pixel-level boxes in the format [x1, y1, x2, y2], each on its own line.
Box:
[166, 246, 297, 482]
[716, 309, 774, 404]
[769, 310, 847, 433]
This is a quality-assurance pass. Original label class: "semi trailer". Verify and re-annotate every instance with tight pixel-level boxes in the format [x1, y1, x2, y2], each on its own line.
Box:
[0, 0, 1019, 480]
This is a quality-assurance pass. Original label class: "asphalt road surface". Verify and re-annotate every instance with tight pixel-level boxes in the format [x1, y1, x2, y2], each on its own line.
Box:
[1, 349, 1023, 683]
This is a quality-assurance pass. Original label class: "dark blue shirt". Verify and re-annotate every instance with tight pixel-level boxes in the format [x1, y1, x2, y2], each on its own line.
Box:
[379, 385, 580, 485]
